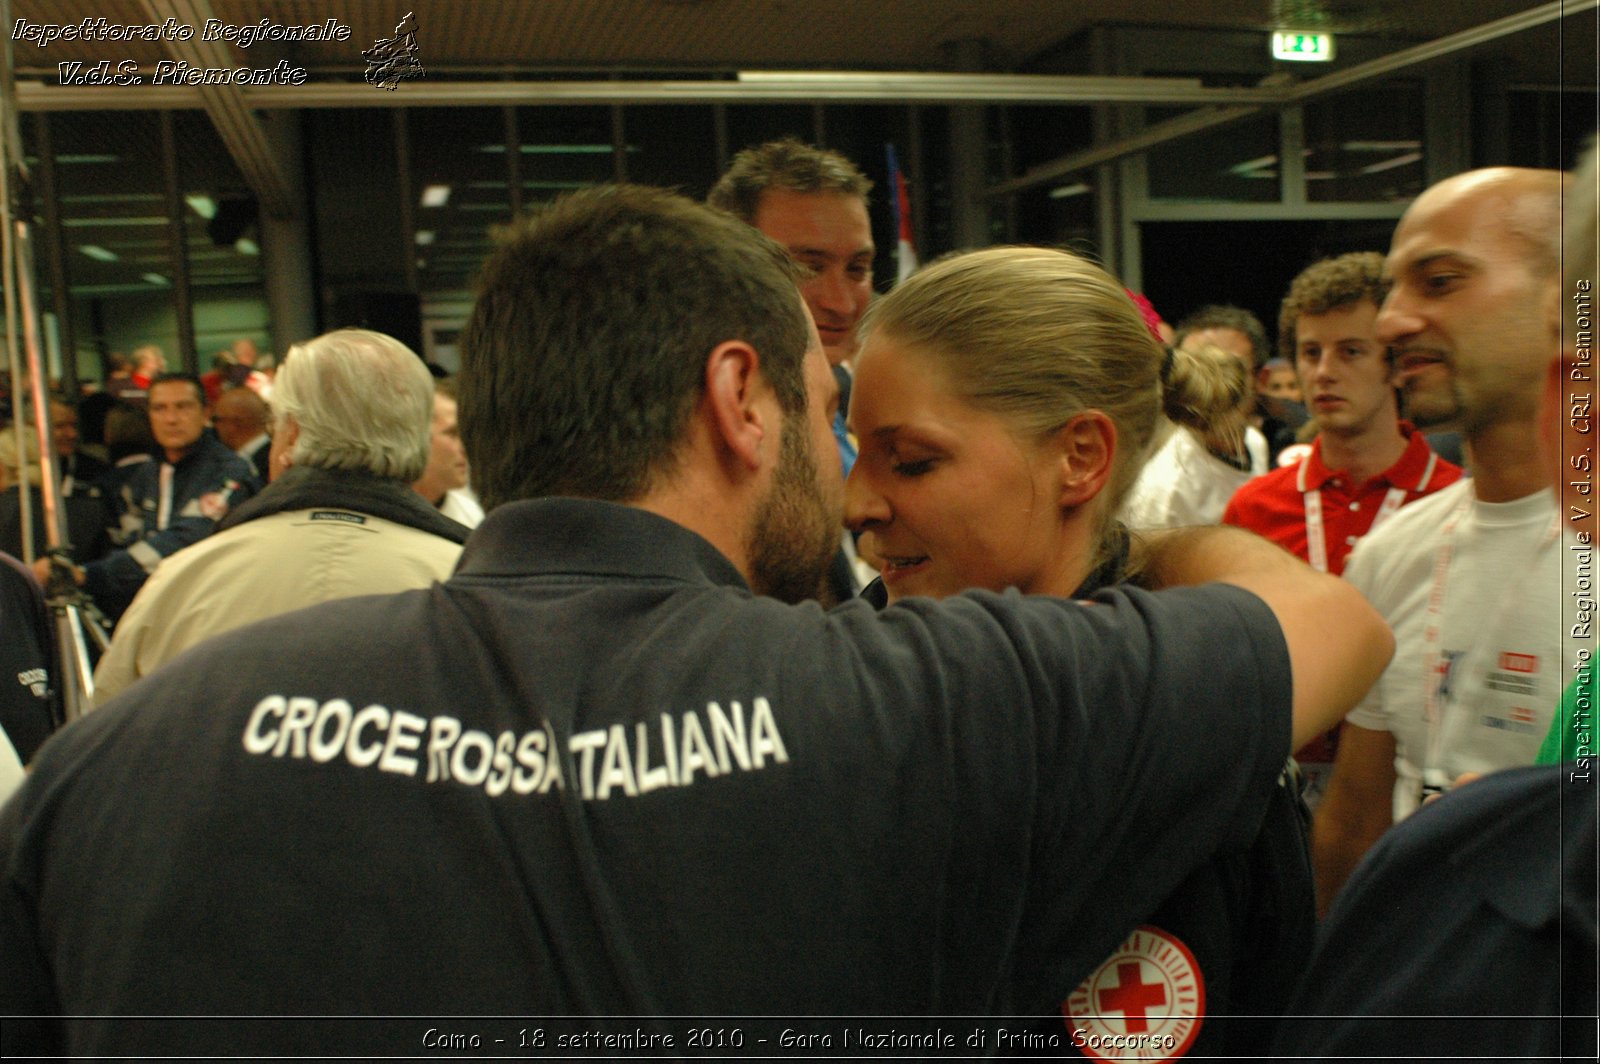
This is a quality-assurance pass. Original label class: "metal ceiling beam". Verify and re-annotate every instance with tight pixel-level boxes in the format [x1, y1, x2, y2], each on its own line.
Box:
[985, 105, 1265, 198]
[1281, 0, 1598, 104]
[732, 71, 1278, 104]
[139, 0, 295, 218]
[14, 74, 1284, 110]
[985, 0, 1596, 199]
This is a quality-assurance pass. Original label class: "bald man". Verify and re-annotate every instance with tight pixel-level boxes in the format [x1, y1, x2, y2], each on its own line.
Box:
[211, 387, 271, 485]
[1312, 168, 1570, 914]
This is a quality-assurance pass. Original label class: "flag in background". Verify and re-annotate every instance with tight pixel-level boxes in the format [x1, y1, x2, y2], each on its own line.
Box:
[886, 144, 918, 285]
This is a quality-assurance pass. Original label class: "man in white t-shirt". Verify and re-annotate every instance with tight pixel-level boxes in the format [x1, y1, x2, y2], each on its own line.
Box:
[1312, 167, 1569, 916]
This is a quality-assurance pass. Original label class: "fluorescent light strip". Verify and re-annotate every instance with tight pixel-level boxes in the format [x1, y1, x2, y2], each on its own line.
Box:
[1048, 183, 1092, 199]
[185, 194, 218, 219]
[63, 217, 168, 227]
[465, 180, 593, 191]
[1228, 154, 1279, 175]
[421, 184, 451, 207]
[415, 230, 436, 245]
[79, 245, 118, 261]
[1360, 152, 1424, 174]
[476, 144, 639, 155]
[142, 273, 170, 285]
[60, 194, 163, 204]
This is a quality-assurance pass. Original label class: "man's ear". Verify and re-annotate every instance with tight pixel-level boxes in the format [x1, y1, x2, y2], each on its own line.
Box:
[704, 339, 771, 471]
[1052, 411, 1117, 508]
[273, 418, 300, 475]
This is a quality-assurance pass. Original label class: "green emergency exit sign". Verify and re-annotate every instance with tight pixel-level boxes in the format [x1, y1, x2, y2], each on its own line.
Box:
[1272, 31, 1335, 62]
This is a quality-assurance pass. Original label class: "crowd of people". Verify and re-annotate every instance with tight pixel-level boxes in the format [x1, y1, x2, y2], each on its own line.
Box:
[0, 133, 1592, 1058]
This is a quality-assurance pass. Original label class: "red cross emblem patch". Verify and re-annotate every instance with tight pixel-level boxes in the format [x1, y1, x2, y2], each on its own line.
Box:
[1062, 925, 1205, 1061]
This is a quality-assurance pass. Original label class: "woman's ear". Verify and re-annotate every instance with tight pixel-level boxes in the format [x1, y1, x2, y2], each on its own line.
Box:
[1053, 411, 1117, 508]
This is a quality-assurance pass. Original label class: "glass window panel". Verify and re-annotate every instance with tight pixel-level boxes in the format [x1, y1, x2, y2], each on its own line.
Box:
[1008, 105, 1093, 173]
[1146, 109, 1280, 203]
[306, 109, 407, 292]
[47, 112, 175, 379]
[512, 106, 616, 191]
[172, 111, 267, 364]
[1303, 82, 1426, 203]
[918, 107, 953, 259]
[1013, 182, 1098, 259]
[624, 105, 717, 200]
[1506, 90, 1594, 171]
[410, 107, 511, 298]
[725, 106, 814, 158]
[817, 105, 902, 288]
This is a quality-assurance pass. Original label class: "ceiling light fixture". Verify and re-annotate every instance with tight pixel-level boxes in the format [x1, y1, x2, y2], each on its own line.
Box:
[1272, 31, 1335, 63]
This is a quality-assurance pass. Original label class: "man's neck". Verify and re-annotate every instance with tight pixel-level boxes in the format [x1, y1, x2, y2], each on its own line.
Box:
[164, 443, 195, 464]
[1318, 422, 1409, 485]
[1465, 417, 1550, 503]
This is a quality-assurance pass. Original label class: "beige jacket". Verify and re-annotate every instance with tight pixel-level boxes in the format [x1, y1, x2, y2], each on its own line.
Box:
[93, 506, 461, 704]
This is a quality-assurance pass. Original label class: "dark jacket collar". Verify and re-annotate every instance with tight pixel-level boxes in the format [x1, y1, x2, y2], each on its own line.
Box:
[859, 521, 1133, 609]
[454, 497, 748, 590]
[217, 465, 471, 543]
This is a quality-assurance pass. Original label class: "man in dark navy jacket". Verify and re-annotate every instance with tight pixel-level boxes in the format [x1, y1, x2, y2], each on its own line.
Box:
[31, 373, 255, 621]
[0, 186, 1390, 1056]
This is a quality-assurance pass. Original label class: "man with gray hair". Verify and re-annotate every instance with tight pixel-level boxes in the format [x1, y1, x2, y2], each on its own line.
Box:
[92, 329, 469, 702]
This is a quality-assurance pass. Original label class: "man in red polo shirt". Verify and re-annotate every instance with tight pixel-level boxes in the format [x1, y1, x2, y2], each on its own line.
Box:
[1224, 251, 1461, 801]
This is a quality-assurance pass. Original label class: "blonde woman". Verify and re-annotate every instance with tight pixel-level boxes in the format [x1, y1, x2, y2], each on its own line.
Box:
[846, 246, 1311, 1053]
[1119, 342, 1264, 529]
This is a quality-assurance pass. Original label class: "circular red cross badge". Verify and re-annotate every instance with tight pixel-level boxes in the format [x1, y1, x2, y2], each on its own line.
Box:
[1061, 925, 1205, 1062]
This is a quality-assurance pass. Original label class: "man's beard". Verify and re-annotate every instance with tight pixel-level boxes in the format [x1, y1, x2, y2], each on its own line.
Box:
[1400, 377, 1462, 431]
[747, 417, 840, 605]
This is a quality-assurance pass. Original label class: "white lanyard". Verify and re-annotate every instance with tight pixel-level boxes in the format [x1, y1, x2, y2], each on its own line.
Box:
[1417, 494, 1559, 795]
[156, 462, 175, 530]
[1300, 451, 1437, 574]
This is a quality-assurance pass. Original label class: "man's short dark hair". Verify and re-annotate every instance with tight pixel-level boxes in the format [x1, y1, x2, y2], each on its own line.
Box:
[1174, 305, 1271, 370]
[458, 184, 810, 511]
[147, 372, 204, 405]
[707, 137, 874, 224]
[1277, 252, 1389, 362]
